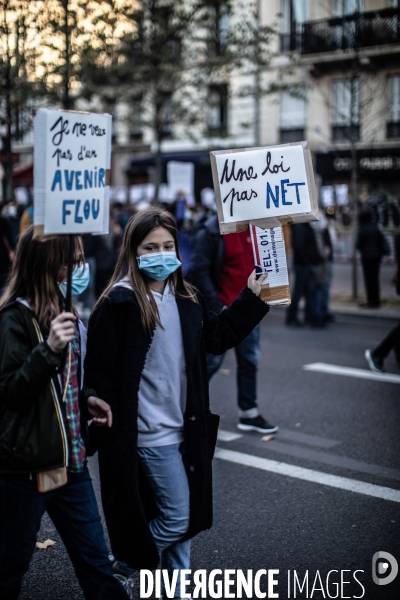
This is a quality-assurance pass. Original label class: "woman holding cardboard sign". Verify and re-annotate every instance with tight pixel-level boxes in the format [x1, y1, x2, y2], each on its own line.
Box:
[84, 208, 270, 599]
[0, 228, 130, 600]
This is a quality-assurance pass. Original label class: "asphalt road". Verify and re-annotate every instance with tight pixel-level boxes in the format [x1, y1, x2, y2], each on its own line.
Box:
[19, 309, 400, 600]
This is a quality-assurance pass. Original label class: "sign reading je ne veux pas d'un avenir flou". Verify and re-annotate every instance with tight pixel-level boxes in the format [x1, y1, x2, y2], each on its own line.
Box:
[34, 108, 112, 236]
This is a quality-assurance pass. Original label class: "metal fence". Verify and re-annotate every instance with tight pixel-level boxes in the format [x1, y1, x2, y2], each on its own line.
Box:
[280, 8, 400, 55]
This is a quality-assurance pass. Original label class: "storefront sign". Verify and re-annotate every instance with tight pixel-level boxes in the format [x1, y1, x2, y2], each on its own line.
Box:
[317, 150, 400, 180]
[33, 108, 112, 235]
[210, 142, 318, 234]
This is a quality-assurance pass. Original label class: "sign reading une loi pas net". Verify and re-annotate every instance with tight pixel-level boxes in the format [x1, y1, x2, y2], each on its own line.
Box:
[210, 141, 318, 234]
[33, 108, 112, 236]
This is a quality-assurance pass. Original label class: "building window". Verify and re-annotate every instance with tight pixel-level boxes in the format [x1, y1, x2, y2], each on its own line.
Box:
[333, 0, 364, 16]
[279, 89, 306, 143]
[280, 0, 308, 52]
[387, 75, 400, 139]
[332, 79, 360, 142]
[207, 84, 228, 135]
[208, 5, 230, 57]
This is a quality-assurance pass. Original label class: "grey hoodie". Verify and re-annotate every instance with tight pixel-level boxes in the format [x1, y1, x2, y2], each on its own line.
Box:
[115, 279, 187, 447]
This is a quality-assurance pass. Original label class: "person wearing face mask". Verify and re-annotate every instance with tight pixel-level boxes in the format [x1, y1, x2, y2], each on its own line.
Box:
[0, 227, 131, 600]
[84, 208, 271, 600]
[1, 201, 20, 246]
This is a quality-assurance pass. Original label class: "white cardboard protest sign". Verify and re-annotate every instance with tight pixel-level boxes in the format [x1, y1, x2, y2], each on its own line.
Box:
[250, 225, 290, 306]
[167, 161, 195, 206]
[210, 141, 318, 234]
[33, 108, 112, 236]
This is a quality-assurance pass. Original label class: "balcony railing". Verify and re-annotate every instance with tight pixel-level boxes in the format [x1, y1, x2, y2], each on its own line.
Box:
[280, 8, 400, 55]
[387, 122, 400, 139]
[332, 125, 360, 142]
[279, 128, 305, 143]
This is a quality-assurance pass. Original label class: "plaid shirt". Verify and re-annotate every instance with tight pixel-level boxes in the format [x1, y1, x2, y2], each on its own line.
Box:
[62, 323, 86, 473]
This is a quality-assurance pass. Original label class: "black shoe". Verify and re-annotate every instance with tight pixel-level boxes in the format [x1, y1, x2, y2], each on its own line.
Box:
[309, 319, 327, 328]
[113, 574, 134, 599]
[322, 313, 335, 323]
[359, 302, 381, 309]
[286, 318, 303, 327]
[237, 415, 278, 434]
[113, 561, 137, 578]
[365, 349, 384, 373]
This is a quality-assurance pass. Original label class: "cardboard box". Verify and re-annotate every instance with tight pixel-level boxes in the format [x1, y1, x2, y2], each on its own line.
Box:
[250, 225, 291, 306]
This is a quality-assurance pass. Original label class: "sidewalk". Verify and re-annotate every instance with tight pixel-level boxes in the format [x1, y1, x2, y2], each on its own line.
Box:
[329, 262, 399, 320]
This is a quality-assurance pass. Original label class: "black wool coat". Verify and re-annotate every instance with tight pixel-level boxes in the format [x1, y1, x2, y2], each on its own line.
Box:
[84, 285, 269, 570]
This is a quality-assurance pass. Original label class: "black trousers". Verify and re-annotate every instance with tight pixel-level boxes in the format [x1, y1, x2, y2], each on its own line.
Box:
[374, 321, 400, 359]
[361, 258, 381, 306]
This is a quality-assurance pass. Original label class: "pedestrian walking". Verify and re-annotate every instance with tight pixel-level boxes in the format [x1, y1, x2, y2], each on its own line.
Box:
[365, 233, 400, 372]
[286, 222, 324, 327]
[190, 214, 277, 434]
[0, 228, 130, 600]
[84, 208, 270, 600]
[356, 209, 390, 308]
[310, 214, 334, 326]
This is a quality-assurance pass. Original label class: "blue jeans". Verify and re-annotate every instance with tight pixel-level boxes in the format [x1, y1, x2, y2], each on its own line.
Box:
[0, 468, 128, 600]
[320, 262, 333, 319]
[286, 265, 317, 324]
[137, 443, 190, 598]
[207, 324, 261, 417]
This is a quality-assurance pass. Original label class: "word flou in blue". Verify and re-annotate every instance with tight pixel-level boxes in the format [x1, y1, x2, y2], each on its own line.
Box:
[62, 199, 100, 224]
[51, 168, 105, 191]
[266, 179, 305, 209]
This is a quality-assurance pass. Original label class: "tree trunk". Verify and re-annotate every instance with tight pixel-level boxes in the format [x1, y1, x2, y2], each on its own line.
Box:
[4, 39, 13, 203]
[62, 0, 70, 110]
[350, 143, 358, 300]
[153, 133, 162, 206]
[254, 0, 261, 147]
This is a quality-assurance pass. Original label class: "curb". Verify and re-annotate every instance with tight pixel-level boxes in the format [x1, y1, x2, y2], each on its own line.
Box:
[330, 303, 399, 321]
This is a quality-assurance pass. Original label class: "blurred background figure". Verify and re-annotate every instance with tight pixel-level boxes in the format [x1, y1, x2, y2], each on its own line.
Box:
[356, 209, 390, 308]
[19, 202, 34, 235]
[1, 201, 20, 246]
[0, 205, 15, 295]
[191, 213, 278, 434]
[170, 189, 188, 230]
[85, 208, 124, 301]
[286, 222, 324, 327]
[310, 213, 334, 326]
[365, 233, 400, 372]
[167, 191, 193, 278]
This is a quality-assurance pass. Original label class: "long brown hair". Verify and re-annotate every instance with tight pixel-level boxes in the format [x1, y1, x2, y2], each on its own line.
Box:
[96, 208, 198, 334]
[0, 227, 84, 334]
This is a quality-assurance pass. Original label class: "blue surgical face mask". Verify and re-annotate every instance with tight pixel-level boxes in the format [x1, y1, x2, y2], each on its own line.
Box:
[137, 251, 181, 281]
[59, 263, 90, 297]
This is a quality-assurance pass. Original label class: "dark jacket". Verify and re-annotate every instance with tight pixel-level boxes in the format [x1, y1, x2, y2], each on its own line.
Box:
[356, 223, 389, 262]
[190, 215, 225, 312]
[291, 223, 323, 267]
[0, 302, 90, 473]
[0, 217, 15, 288]
[84, 285, 269, 570]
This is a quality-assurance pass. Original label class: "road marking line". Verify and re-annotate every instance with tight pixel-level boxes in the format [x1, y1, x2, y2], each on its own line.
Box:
[303, 362, 400, 384]
[217, 429, 243, 442]
[214, 448, 400, 503]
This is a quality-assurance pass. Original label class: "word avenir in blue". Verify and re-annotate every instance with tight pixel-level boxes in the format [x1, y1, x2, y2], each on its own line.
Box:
[51, 168, 106, 191]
